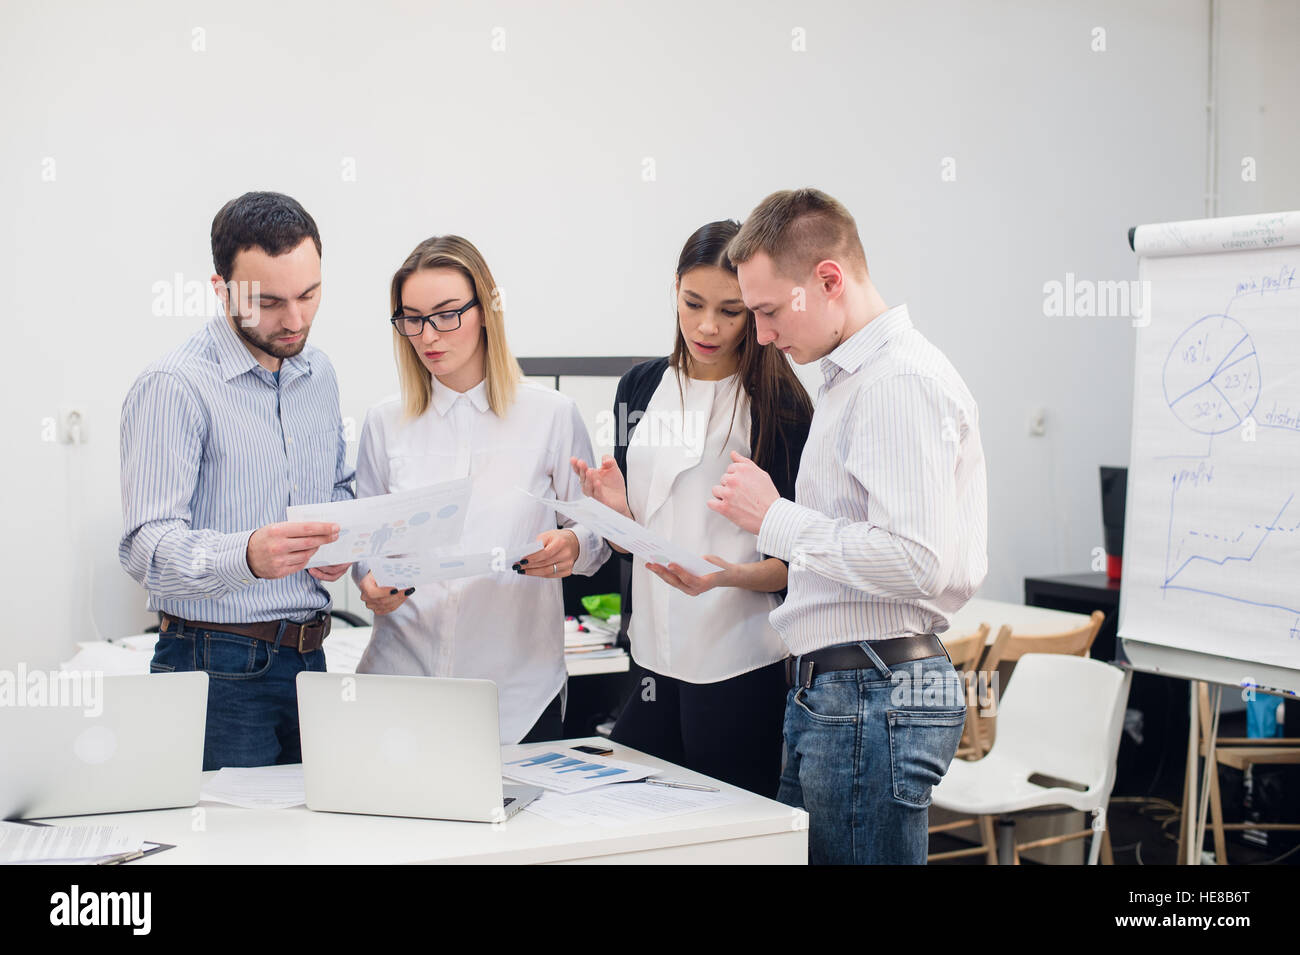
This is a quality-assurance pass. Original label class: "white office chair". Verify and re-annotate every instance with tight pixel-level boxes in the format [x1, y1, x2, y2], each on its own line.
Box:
[929, 653, 1132, 864]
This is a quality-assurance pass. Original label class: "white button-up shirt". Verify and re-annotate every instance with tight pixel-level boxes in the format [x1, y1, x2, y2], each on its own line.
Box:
[757, 305, 988, 655]
[352, 377, 610, 742]
[625, 368, 788, 682]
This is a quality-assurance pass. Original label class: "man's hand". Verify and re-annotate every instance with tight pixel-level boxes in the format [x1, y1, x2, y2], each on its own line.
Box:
[708, 451, 780, 536]
[247, 521, 340, 579]
[514, 529, 581, 578]
[308, 563, 351, 581]
[358, 571, 413, 615]
[570, 455, 632, 518]
[646, 556, 734, 596]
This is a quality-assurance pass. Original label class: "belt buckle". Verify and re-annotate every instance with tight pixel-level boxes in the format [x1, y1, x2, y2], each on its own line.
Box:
[296, 621, 311, 654]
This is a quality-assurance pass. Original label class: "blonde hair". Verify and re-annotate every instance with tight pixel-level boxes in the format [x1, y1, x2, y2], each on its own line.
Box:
[727, 187, 868, 281]
[389, 235, 521, 418]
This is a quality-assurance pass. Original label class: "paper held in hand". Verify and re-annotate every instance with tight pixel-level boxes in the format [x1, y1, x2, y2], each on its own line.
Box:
[522, 490, 721, 578]
[286, 478, 472, 568]
[368, 541, 538, 588]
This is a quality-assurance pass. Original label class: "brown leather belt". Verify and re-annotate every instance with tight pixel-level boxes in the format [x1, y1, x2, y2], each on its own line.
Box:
[158, 612, 332, 654]
[785, 633, 949, 688]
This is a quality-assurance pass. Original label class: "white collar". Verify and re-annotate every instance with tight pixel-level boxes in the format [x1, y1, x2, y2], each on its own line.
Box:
[430, 374, 490, 416]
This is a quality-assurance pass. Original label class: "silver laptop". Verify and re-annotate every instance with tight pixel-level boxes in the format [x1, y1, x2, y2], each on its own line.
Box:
[296, 672, 542, 822]
[0, 671, 208, 819]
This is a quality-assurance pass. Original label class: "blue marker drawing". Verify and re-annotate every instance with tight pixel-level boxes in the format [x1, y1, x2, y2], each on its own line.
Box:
[1156, 280, 1300, 632]
[1162, 315, 1260, 436]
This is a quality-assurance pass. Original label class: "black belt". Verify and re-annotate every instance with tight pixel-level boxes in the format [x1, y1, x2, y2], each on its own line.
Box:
[785, 633, 948, 688]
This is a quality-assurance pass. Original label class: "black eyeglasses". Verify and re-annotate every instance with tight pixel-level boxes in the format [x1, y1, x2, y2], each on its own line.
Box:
[390, 297, 479, 336]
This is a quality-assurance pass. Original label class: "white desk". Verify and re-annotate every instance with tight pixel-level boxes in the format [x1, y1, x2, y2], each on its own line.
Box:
[66, 627, 629, 678]
[944, 597, 1092, 645]
[33, 739, 807, 864]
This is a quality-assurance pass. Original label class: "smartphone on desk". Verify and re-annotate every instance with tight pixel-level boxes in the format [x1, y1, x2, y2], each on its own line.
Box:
[571, 744, 614, 756]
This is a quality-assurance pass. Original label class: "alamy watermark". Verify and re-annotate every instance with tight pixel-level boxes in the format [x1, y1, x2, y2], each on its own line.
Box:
[0, 665, 102, 717]
[1043, 272, 1150, 327]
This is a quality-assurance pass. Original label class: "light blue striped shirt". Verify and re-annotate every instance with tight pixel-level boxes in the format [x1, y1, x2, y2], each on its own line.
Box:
[119, 314, 355, 624]
[757, 305, 988, 654]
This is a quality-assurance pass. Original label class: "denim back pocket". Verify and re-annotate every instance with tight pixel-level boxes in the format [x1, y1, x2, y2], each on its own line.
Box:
[887, 707, 966, 808]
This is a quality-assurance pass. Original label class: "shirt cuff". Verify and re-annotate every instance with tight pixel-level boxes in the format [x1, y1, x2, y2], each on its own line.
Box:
[215, 529, 257, 592]
[568, 523, 608, 577]
[757, 498, 818, 563]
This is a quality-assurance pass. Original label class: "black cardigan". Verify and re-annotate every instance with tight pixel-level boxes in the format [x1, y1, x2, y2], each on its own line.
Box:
[610, 357, 812, 640]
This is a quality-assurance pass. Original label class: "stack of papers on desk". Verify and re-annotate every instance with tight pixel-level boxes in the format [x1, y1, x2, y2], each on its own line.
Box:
[201, 765, 306, 809]
[564, 616, 621, 658]
[0, 822, 146, 864]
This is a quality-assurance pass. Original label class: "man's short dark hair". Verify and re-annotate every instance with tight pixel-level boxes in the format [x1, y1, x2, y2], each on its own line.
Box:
[210, 191, 322, 280]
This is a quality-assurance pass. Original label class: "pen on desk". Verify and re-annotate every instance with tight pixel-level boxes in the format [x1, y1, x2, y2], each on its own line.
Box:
[645, 778, 718, 793]
[98, 849, 146, 865]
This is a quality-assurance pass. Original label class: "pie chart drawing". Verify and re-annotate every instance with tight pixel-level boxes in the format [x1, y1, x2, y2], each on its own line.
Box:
[1162, 314, 1261, 435]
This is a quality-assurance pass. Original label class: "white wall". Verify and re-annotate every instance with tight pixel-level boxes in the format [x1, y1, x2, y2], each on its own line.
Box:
[2, 0, 1293, 670]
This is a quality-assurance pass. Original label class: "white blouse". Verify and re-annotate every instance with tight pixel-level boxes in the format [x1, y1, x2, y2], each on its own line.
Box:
[625, 367, 788, 682]
[352, 376, 610, 743]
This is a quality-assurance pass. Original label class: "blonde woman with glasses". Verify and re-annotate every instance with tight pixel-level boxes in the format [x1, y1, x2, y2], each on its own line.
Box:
[351, 235, 610, 743]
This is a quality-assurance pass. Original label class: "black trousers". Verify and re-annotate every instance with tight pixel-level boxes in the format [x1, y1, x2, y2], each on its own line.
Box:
[520, 689, 564, 743]
[610, 659, 788, 798]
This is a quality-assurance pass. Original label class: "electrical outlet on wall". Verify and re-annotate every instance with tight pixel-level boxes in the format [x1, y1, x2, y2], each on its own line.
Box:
[59, 407, 87, 444]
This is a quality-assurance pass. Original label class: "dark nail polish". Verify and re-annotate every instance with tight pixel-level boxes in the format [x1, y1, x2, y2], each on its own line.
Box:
[404, 588, 415, 595]
[389, 589, 398, 595]
[519, 559, 529, 565]
[511, 564, 520, 571]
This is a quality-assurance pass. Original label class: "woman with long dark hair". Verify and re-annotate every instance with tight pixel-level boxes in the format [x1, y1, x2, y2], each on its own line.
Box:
[571, 220, 812, 796]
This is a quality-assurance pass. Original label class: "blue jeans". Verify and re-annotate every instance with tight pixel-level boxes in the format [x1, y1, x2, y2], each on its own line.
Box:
[149, 623, 327, 771]
[777, 644, 966, 864]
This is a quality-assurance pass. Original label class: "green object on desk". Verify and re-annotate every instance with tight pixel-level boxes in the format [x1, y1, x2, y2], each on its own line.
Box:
[581, 593, 620, 620]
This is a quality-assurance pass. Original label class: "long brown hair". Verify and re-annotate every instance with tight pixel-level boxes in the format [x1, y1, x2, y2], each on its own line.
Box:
[669, 220, 812, 470]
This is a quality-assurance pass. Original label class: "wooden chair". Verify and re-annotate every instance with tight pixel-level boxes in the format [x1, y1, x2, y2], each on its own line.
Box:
[995, 610, 1105, 661]
[960, 624, 1012, 759]
[1179, 681, 1300, 864]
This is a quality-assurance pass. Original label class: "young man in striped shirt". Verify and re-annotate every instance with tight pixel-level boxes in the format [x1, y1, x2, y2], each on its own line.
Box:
[710, 188, 988, 864]
[119, 191, 355, 771]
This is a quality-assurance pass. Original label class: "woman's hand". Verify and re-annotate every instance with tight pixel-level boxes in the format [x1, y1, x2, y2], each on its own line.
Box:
[645, 555, 735, 596]
[570, 455, 631, 519]
[514, 529, 581, 578]
[358, 571, 414, 615]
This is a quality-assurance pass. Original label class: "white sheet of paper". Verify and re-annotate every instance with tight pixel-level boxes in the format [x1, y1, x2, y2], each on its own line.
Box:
[200, 764, 306, 809]
[0, 822, 144, 863]
[368, 541, 537, 587]
[287, 478, 472, 568]
[501, 747, 661, 794]
[522, 782, 739, 828]
[523, 491, 720, 578]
